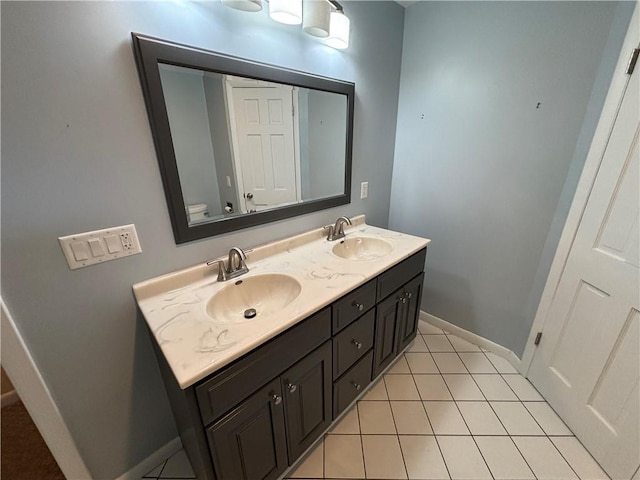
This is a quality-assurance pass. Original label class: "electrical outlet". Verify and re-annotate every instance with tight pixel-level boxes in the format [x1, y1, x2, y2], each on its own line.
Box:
[58, 224, 142, 270]
[120, 232, 134, 250]
[360, 182, 369, 199]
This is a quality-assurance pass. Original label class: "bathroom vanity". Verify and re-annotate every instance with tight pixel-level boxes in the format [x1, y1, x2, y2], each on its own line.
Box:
[133, 216, 429, 480]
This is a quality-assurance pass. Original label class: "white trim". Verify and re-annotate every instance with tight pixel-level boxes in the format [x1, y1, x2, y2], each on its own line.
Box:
[520, 6, 640, 375]
[420, 311, 524, 374]
[291, 86, 303, 203]
[1, 389, 19, 408]
[0, 300, 92, 479]
[115, 437, 182, 480]
[224, 77, 247, 213]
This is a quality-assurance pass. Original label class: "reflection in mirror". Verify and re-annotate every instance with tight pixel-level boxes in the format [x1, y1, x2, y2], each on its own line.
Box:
[131, 33, 354, 243]
[158, 65, 347, 226]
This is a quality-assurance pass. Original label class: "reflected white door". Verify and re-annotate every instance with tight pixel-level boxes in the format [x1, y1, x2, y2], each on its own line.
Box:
[230, 86, 299, 212]
[529, 63, 639, 479]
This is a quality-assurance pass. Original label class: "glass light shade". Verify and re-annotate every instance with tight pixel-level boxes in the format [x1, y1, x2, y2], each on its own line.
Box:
[221, 0, 263, 12]
[302, 0, 331, 38]
[326, 10, 350, 49]
[269, 0, 303, 25]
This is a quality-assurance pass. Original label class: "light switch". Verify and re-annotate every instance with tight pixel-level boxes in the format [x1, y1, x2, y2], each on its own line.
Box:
[88, 238, 106, 257]
[58, 224, 141, 270]
[70, 241, 89, 262]
[104, 235, 122, 254]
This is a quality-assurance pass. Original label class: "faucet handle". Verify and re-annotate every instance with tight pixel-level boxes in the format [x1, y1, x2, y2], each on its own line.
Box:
[206, 259, 228, 281]
[323, 225, 335, 241]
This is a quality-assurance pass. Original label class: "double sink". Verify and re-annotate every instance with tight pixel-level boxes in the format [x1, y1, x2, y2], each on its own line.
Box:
[133, 215, 430, 388]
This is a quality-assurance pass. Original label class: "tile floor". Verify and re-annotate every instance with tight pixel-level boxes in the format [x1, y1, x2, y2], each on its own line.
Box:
[142, 320, 610, 480]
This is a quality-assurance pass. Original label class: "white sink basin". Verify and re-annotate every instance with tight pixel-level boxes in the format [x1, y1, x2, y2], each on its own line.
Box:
[332, 237, 393, 260]
[206, 274, 302, 322]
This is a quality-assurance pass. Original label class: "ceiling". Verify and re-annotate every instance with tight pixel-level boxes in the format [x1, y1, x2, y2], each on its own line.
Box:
[395, 1, 418, 8]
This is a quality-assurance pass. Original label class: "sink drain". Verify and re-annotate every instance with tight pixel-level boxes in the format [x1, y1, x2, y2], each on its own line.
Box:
[244, 308, 257, 319]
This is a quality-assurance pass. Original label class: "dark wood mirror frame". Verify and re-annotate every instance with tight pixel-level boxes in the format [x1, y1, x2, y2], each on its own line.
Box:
[131, 33, 355, 244]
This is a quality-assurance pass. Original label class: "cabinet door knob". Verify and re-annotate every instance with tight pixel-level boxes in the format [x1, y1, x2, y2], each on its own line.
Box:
[352, 301, 364, 311]
[272, 394, 282, 405]
[405, 292, 412, 299]
[398, 297, 407, 304]
[351, 339, 363, 349]
[246, 193, 254, 199]
[287, 383, 297, 393]
[350, 380, 361, 391]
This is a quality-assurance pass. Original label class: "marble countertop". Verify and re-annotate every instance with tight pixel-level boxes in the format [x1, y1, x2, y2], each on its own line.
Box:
[133, 216, 430, 389]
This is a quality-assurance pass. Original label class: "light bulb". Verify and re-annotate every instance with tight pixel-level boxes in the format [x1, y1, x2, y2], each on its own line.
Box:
[327, 10, 349, 49]
[221, 0, 263, 12]
[302, 0, 331, 38]
[269, 0, 303, 25]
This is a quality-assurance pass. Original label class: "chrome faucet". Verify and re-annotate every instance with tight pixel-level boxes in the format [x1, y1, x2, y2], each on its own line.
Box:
[324, 216, 352, 241]
[207, 247, 251, 281]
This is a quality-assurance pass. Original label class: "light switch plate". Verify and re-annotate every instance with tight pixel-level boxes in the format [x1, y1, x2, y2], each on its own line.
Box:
[360, 182, 369, 199]
[58, 224, 142, 270]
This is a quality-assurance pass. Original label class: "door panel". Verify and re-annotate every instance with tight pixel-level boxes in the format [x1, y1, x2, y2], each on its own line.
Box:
[281, 341, 332, 463]
[396, 274, 424, 353]
[373, 295, 400, 378]
[231, 86, 299, 212]
[529, 62, 639, 479]
[207, 378, 287, 480]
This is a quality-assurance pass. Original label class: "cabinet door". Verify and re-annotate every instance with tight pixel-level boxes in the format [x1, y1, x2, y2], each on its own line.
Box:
[396, 273, 424, 353]
[281, 341, 332, 463]
[207, 378, 287, 480]
[372, 294, 401, 378]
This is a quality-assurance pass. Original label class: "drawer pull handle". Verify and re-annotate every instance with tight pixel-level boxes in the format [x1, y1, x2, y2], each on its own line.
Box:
[352, 301, 364, 311]
[272, 394, 282, 405]
[351, 339, 363, 349]
[287, 383, 297, 393]
[351, 380, 361, 391]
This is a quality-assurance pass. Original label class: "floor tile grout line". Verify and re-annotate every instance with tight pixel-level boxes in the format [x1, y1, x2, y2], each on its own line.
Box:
[407, 357, 452, 479]
[445, 350, 497, 479]
[547, 434, 607, 480]
[353, 401, 367, 480]
[447, 337, 544, 480]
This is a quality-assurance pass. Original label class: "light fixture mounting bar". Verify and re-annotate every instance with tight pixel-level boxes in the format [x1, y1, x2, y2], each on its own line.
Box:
[327, 0, 344, 13]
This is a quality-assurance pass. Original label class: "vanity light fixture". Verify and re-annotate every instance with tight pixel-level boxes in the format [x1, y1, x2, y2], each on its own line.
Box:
[221, 0, 263, 12]
[326, 5, 350, 50]
[269, 0, 303, 25]
[220, 0, 350, 49]
[302, 0, 331, 38]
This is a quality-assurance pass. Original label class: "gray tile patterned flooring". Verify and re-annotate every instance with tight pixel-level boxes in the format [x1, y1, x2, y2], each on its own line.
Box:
[142, 320, 610, 480]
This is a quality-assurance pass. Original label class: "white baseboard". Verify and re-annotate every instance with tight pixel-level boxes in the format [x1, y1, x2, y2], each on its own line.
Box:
[116, 436, 182, 480]
[1, 389, 19, 408]
[420, 311, 524, 374]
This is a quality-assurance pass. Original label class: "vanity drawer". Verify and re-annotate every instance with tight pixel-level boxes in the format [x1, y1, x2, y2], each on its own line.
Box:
[333, 350, 373, 419]
[333, 309, 375, 379]
[196, 307, 331, 426]
[376, 248, 426, 302]
[332, 279, 376, 333]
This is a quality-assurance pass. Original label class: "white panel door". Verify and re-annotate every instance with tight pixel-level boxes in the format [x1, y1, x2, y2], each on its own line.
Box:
[231, 86, 299, 212]
[529, 62, 639, 480]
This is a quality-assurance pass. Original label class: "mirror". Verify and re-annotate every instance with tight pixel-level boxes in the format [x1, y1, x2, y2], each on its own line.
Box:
[132, 34, 354, 244]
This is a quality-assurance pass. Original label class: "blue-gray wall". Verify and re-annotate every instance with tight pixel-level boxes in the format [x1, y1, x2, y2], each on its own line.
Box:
[389, 1, 634, 357]
[159, 66, 223, 217]
[1, 1, 405, 477]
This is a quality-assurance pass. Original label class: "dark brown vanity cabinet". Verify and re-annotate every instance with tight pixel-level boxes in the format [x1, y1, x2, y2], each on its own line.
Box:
[207, 342, 332, 480]
[281, 341, 332, 462]
[372, 248, 426, 378]
[207, 378, 287, 480]
[151, 247, 426, 480]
